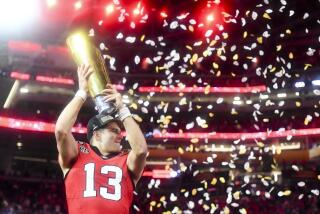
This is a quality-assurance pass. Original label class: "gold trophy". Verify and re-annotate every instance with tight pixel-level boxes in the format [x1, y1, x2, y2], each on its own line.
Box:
[66, 31, 117, 115]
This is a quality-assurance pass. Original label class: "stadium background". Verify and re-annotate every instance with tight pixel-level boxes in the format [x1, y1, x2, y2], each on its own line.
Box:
[0, 0, 319, 213]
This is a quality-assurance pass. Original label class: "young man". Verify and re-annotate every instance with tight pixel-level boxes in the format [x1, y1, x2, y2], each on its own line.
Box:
[55, 64, 148, 214]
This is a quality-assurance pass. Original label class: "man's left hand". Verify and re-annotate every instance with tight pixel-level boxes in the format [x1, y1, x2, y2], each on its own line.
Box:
[100, 84, 124, 110]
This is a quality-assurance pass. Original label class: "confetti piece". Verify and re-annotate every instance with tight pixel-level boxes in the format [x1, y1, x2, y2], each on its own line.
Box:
[263, 12, 271, 19]
[239, 208, 247, 214]
[211, 178, 217, 185]
[292, 165, 299, 171]
[125, 36, 136, 43]
[219, 177, 225, 183]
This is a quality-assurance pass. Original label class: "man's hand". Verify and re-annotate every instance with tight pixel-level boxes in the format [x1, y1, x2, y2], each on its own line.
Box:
[77, 64, 93, 92]
[100, 84, 124, 110]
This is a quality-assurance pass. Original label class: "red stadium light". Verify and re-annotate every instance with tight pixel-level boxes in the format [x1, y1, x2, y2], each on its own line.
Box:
[143, 170, 174, 178]
[105, 4, 114, 15]
[36, 75, 75, 85]
[10, 71, 30, 80]
[9, 72, 125, 89]
[138, 85, 266, 94]
[8, 40, 42, 52]
[133, 8, 140, 16]
[74, 1, 82, 10]
[152, 128, 320, 140]
[114, 84, 125, 91]
[0, 116, 85, 133]
[0, 116, 55, 133]
[207, 14, 215, 22]
[1, 116, 320, 140]
[160, 11, 168, 18]
[46, 0, 57, 8]
[132, 1, 143, 16]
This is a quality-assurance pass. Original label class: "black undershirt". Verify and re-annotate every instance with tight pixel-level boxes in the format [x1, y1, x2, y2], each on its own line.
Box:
[89, 145, 120, 160]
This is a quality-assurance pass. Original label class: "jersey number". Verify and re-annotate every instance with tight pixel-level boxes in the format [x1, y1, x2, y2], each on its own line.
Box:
[83, 163, 122, 201]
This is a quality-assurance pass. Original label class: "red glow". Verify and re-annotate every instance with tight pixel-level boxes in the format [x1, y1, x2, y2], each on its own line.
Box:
[10, 72, 125, 89]
[8, 41, 42, 52]
[0, 116, 85, 133]
[114, 84, 125, 91]
[143, 170, 172, 178]
[153, 128, 320, 140]
[10, 71, 30, 80]
[142, 171, 153, 177]
[1, 116, 320, 140]
[0, 116, 54, 133]
[132, 2, 143, 16]
[74, 1, 82, 10]
[207, 14, 215, 22]
[46, 0, 57, 8]
[105, 4, 114, 14]
[36, 75, 75, 85]
[138, 85, 266, 93]
[47, 45, 69, 55]
[160, 11, 168, 18]
[133, 8, 140, 15]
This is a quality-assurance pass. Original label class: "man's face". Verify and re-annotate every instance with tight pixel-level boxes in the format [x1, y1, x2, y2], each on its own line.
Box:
[95, 122, 123, 152]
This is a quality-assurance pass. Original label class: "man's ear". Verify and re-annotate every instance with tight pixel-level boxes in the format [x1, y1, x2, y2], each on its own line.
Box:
[93, 130, 101, 141]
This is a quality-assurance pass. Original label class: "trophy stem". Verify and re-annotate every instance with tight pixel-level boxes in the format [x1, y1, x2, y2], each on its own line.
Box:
[94, 95, 117, 115]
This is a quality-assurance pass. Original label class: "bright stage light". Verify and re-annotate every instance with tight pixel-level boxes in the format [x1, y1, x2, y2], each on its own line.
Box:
[233, 100, 243, 105]
[74, 1, 82, 10]
[46, 0, 57, 8]
[133, 2, 143, 16]
[0, 0, 40, 32]
[207, 14, 215, 22]
[133, 8, 140, 15]
[160, 11, 168, 18]
[277, 93, 287, 98]
[105, 4, 114, 14]
[312, 80, 320, 86]
[260, 94, 269, 100]
[295, 81, 305, 88]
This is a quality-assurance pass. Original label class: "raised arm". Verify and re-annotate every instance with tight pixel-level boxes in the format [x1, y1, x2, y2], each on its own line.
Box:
[102, 85, 148, 185]
[123, 116, 148, 185]
[55, 64, 92, 172]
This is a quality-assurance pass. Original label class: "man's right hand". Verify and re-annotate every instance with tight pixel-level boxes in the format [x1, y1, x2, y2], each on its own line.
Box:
[77, 64, 93, 92]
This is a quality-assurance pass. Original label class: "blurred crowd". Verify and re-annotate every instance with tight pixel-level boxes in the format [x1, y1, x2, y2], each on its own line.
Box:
[0, 176, 66, 214]
[0, 171, 319, 214]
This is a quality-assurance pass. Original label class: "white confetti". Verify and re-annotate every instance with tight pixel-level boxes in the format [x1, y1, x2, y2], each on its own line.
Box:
[170, 21, 179, 29]
[186, 122, 195, 130]
[252, 11, 258, 20]
[170, 193, 177, 201]
[311, 189, 319, 196]
[289, 10, 294, 16]
[216, 97, 224, 104]
[205, 30, 213, 37]
[134, 55, 140, 64]
[125, 36, 136, 43]
[303, 13, 309, 19]
[292, 165, 299, 171]
[280, 0, 287, 5]
[99, 43, 106, 50]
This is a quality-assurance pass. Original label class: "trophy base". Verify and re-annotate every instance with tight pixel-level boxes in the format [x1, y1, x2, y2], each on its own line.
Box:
[94, 95, 117, 115]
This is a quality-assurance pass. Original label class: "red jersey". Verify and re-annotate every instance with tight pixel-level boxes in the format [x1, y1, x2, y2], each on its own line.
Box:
[64, 142, 134, 214]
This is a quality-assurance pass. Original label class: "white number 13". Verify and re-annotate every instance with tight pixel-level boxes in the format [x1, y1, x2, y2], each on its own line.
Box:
[83, 163, 122, 201]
